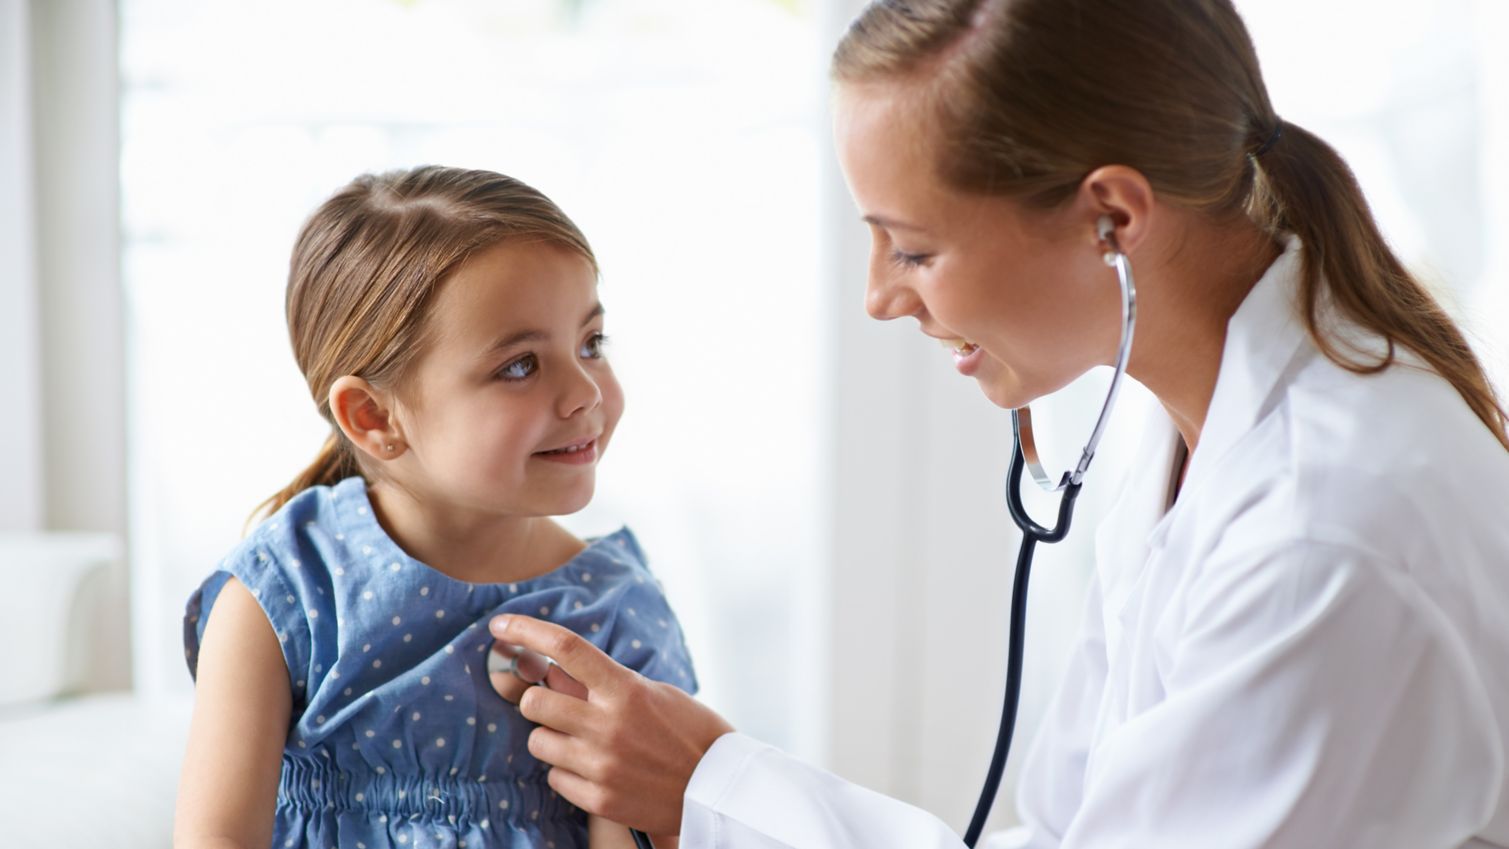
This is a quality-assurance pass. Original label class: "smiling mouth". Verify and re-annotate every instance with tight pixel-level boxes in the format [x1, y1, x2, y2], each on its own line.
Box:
[536, 438, 596, 456]
[938, 337, 980, 362]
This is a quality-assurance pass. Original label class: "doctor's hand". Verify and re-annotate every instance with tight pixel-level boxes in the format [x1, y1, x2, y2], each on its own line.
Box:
[487, 614, 734, 837]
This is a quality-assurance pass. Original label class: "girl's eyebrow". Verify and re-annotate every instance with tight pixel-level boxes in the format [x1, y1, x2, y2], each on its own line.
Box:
[485, 302, 606, 354]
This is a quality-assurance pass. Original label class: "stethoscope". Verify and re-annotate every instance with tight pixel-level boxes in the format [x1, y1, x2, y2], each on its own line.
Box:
[959, 214, 1137, 846]
[569, 216, 1136, 849]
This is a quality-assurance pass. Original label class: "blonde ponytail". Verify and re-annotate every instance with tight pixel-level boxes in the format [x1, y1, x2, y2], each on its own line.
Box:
[249, 432, 360, 526]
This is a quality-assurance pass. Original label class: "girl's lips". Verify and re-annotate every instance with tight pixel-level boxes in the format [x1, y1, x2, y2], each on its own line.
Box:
[954, 344, 985, 376]
[534, 439, 598, 465]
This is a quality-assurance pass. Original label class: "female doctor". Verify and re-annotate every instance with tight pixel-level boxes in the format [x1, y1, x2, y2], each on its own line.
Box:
[488, 0, 1509, 846]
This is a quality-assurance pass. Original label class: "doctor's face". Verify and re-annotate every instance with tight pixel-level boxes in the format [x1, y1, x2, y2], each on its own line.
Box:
[832, 82, 1122, 409]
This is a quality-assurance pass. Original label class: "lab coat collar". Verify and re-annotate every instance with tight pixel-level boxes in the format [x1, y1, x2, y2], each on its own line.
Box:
[1165, 234, 1310, 527]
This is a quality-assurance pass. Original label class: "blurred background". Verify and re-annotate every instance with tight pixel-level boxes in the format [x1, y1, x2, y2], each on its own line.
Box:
[1, 0, 1505, 845]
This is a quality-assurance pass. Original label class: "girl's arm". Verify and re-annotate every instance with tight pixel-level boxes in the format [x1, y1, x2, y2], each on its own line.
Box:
[173, 577, 293, 849]
[588, 815, 679, 849]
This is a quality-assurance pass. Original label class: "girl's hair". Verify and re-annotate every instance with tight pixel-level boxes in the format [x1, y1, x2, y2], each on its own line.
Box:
[833, 0, 1509, 450]
[253, 165, 597, 523]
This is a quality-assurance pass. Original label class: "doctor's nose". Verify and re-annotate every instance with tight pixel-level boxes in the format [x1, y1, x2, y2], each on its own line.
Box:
[865, 267, 923, 321]
[864, 245, 924, 321]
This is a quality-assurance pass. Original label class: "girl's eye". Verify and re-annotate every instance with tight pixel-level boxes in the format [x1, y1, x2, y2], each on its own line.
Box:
[889, 249, 932, 269]
[497, 354, 538, 381]
[580, 332, 609, 359]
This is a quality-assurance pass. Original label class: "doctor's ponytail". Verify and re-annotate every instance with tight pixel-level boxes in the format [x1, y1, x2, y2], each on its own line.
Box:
[249, 166, 598, 525]
[833, 0, 1509, 450]
[1246, 119, 1509, 449]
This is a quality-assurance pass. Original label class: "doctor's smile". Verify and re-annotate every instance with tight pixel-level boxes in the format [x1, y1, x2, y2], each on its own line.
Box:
[158, 1, 1509, 849]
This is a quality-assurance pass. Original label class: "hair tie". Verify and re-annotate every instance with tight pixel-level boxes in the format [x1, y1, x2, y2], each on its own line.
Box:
[1254, 120, 1284, 157]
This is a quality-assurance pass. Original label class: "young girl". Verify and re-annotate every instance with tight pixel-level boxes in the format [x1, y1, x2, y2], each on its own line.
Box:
[174, 166, 694, 849]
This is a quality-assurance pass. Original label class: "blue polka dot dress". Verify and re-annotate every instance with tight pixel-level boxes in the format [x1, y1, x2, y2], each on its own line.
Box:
[184, 477, 699, 849]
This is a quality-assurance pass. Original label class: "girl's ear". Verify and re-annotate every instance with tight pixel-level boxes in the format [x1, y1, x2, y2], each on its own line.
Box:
[329, 376, 406, 461]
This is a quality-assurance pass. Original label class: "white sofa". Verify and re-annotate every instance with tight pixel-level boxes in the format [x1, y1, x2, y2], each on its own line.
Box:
[0, 531, 189, 847]
[0, 693, 191, 847]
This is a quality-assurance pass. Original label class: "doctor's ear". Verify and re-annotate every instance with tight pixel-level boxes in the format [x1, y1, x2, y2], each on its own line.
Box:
[1077, 165, 1154, 255]
[328, 376, 407, 461]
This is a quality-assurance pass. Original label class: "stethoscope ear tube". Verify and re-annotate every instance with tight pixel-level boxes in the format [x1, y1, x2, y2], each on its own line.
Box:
[963, 437, 1083, 847]
[1017, 235, 1137, 494]
[963, 221, 1131, 846]
[639, 224, 1132, 849]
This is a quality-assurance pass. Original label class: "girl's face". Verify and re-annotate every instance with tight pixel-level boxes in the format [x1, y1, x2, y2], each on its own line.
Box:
[390, 241, 623, 519]
[832, 82, 1123, 409]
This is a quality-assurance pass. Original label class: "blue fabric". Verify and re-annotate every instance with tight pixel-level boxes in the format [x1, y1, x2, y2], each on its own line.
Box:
[184, 476, 698, 849]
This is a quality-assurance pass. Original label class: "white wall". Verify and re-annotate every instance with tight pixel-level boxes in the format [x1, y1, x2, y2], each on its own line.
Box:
[32, 0, 126, 543]
[1471, 0, 1509, 392]
[2, 0, 130, 693]
[0, 0, 43, 531]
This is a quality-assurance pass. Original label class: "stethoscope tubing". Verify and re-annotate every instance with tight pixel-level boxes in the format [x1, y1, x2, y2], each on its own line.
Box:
[962, 433, 1083, 847]
[634, 225, 1133, 849]
[962, 221, 1132, 845]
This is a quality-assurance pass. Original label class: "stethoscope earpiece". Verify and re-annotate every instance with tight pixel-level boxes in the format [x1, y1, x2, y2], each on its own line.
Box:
[1097, 214, 1122, 266]
[1096, 214, 1116, 243]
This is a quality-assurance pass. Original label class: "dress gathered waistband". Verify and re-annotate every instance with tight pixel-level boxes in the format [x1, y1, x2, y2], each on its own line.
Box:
[278, 756, 580, 826]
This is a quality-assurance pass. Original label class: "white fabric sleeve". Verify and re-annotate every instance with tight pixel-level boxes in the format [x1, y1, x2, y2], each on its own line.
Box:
[1057, 540, 1503, 849]
[1013, 574, 1109, 849]
[680, 732, 967, 849]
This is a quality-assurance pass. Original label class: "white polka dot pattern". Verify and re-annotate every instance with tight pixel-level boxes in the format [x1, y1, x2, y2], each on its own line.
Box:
[181, 477, 695, 849]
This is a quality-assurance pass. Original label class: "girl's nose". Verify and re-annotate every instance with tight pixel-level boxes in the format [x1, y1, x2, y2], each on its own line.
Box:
[557, 361, 603, 419]
[865, 258, 923, 321]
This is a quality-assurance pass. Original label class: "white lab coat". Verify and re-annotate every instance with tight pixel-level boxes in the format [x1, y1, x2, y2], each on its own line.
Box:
[678, 236, 1509, 849]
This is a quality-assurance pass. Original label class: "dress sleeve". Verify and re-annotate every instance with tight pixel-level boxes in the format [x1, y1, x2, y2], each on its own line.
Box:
[1055, 540, 1502, 849]
[1013, 574, 1110, 849]
[184, 543, 313, 707]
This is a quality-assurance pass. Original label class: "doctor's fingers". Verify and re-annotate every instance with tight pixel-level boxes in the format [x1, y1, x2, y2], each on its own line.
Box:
[490, 615, 628, 699]
[528, 725, 609, 780]
[536, 736, 685, 836]
[488, 646, 589, 704]
[546, 764, 680, 838]
[519, 681, 599, 738]
[542, 662, 589, 699]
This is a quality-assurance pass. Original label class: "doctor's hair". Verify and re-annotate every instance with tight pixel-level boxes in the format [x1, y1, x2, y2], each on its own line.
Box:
[832, 0, 1509, 450]
[252, 165, 598, 524]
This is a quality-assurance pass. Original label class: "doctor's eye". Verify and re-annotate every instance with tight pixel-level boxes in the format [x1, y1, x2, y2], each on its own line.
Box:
[889, 249, 933, 270]
[496, 354, 538, 381]
[580, 333, 610, 360]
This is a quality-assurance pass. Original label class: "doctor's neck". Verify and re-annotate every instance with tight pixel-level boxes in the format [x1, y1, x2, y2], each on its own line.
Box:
[1125, 208, 1284, 459]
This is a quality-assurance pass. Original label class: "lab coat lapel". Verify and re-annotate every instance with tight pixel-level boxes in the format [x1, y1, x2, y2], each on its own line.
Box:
[1092, 405, 1181, 684]
[1175, 235, 1311, 512]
